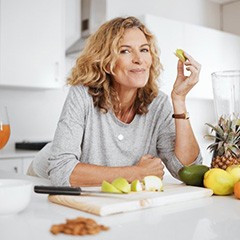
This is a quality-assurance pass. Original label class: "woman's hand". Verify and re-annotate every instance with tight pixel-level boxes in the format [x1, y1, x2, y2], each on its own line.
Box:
[135, 154, 165, 179]
[171, 52, 201, 101]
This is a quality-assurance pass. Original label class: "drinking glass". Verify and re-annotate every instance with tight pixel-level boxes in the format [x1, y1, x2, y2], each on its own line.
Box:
[212, 70, 240, 120]
[0, 106, 11, 149]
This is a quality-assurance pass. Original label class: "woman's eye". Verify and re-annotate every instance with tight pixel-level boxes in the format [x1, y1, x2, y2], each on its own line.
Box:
[120, 49, 130, 54]
[141, 48, 149, 53]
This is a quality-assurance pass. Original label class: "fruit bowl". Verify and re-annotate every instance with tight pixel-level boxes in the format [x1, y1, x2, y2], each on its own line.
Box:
[0, 179, 33, 215]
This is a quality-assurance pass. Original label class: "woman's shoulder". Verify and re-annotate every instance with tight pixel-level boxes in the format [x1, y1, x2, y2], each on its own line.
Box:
[69, 84, 89, 97]
[65, 85, 93, 112]
[67, 85, 92, 102]
[152, 90, 170, 105]
[148, 90, 172, 114]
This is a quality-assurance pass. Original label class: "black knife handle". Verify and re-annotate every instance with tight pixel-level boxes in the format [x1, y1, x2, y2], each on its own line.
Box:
[34, 185, 82, 195]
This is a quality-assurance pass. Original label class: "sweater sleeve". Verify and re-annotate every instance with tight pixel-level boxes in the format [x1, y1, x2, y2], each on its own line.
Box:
[156, 96, 202, 180]
[48, 86, 87, 186]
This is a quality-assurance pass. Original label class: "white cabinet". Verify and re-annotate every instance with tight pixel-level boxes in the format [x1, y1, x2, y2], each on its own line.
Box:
[143, 14, 240, 99]
[22, 157, 34, 174]
[0, 159, 22, 173]
[184, 24, 240, 99]
[0, 157, 34, 174]
[141, 15, 185, 95]
[0, 0, 65, 89]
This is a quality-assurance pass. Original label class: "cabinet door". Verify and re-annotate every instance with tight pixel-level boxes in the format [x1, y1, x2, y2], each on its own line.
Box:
[0, 159, 22, 173]
[143, 15, 185, 96]
[0, 0, 65, 89]
[184, 24, 240, 99]
[144, 15, 240, 99]
[22, 157, 34, 175]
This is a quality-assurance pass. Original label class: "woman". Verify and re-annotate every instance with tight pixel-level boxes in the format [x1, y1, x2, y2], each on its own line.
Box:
[31, 16, 202, 186]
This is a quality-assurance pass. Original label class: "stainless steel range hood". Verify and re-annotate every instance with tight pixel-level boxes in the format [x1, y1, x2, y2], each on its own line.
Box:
[66, 0, 107, 58]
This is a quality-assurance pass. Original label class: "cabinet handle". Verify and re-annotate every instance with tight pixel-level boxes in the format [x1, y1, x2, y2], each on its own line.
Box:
[14, 166, 18, 173]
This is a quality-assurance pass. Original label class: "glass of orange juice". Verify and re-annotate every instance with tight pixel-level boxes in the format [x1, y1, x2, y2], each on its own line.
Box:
[0, 106, 10, 149]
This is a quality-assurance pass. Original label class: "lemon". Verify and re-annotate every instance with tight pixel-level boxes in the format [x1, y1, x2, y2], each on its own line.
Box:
[226, 165, 240, 184]
[203, 168, 234, 195]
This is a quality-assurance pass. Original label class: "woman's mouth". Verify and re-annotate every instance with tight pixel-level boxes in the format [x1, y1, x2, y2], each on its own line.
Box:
[129, 68, 145, 73]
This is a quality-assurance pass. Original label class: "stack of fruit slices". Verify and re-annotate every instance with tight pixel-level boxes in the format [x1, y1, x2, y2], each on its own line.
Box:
[101, 176, 163, 194]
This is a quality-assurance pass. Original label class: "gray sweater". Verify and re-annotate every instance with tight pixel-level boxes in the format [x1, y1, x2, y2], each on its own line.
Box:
[34, 85, 202, 186]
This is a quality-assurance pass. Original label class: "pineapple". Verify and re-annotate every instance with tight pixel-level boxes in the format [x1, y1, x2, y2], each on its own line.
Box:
[205, 115, 240, 170]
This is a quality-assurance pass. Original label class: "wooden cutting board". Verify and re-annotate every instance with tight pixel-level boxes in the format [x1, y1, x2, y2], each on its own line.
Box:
[48, 184, 213, 216]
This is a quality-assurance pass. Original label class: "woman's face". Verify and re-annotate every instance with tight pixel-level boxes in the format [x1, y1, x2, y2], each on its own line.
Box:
[112, 27, 152, 91]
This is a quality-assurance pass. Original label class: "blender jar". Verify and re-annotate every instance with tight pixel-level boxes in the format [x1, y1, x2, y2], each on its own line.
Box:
[212, 70, 240, 120]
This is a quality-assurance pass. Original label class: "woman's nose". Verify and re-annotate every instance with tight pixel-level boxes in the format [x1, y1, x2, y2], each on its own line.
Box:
[132, 52, 143, 64]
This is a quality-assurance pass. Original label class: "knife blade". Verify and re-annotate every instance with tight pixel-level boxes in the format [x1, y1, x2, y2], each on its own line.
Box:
[34, 185, 121, 196]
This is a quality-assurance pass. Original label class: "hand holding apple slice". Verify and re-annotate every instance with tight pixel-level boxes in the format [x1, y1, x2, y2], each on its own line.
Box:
[175, 49, 187, 62]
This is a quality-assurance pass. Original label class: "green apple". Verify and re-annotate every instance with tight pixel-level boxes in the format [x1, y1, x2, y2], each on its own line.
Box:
[143, 176, 163, 191]
[226, 165, 240, 184]
[101, 180, 122, 193]
[131, 179, 143, 192]
[175, 49, 187, 62]
[112, 177, 131, 193]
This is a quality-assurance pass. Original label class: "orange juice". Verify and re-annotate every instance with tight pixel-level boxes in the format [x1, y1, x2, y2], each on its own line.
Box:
[0, 124, 10, 149]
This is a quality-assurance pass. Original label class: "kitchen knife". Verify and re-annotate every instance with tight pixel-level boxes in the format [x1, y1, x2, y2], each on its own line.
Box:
[34, 185, 121, 196]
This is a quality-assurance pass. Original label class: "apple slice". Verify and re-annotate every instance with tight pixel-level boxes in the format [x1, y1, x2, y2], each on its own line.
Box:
[175, 49, 187, 62]
[112, 177, 131, 193]
[131, 179, 143, 192]
[101, 180, 122, 193]
[143, 176, 163, 191]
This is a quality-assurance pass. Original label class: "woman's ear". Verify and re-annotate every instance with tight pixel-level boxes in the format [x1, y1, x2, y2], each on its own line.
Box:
[104, 64, 111, 74]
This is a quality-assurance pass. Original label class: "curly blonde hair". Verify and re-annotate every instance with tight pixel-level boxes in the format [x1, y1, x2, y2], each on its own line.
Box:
[68, 16, 162, 114]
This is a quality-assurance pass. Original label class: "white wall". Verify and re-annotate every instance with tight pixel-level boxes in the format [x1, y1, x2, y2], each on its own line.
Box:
[187, 98, 215, 166]
[0, 87, 69, 150]
[0, 0, 226, 157]
[222, 1, 240, 36]
[106, 0, 221, 30]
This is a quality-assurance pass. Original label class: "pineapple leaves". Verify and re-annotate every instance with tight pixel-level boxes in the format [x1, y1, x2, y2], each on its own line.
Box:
[205, 115, 240, 158]
[205, 123, 224, 137]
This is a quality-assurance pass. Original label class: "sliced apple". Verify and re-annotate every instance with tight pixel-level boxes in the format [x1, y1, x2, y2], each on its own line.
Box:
[143, 176, 163, 191]
[112, 177, 131, 193]
[101, 180, 122, 193]
[131, 179, 143, 192]
[175, 49, 187, 62]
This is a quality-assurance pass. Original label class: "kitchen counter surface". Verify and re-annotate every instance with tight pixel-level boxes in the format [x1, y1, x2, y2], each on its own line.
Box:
[0, 170, 240, 240]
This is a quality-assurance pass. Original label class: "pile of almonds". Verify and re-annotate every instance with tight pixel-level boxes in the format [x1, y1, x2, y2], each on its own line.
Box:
[50, 216, 109, 236]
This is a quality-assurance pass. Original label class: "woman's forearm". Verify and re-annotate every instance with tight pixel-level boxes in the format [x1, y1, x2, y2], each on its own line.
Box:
[171, 97, 200, 165]
[69, 162, 140, 187]
[69, 153, 165, 187]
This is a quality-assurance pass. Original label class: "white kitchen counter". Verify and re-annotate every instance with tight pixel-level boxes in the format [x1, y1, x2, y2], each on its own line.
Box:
[0, 170, 239, 240]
